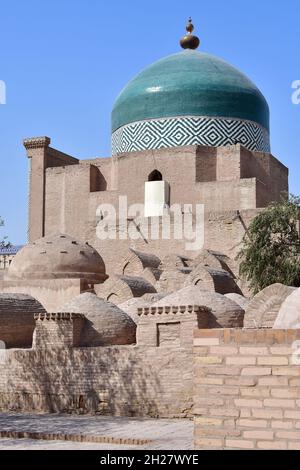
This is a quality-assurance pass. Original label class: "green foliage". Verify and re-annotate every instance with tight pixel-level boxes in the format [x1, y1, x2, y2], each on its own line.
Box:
[0, 216, 10, 248]
[238, 195, 300, 294]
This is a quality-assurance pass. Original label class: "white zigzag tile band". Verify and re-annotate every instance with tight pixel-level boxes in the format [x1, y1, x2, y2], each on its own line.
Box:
[111, 116, 270, 155]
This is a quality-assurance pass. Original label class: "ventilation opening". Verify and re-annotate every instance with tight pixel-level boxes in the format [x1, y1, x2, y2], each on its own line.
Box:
[122, 261, 130, 275]
[107, 293, 119, 303]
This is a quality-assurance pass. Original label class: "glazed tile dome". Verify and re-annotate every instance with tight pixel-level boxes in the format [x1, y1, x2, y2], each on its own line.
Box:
[112, 50, 270, 155]
[6, 233, 107, 283]
[60, 293, 136, 346]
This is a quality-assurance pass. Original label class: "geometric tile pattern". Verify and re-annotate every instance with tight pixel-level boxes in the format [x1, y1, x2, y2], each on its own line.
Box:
[112, 116, 270, 155]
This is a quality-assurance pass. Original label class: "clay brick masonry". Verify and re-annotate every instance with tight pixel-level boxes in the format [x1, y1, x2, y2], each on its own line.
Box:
[194, 329, 300, 450]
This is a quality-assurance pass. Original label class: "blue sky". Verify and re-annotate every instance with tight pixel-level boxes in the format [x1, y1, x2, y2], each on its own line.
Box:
[0, 0, 299, 245]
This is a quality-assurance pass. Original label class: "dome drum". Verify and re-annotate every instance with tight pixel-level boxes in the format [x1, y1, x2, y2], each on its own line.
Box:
[112, 115, 270, 155]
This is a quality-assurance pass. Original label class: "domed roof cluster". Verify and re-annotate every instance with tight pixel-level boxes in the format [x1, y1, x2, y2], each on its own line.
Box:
[6, 234, 107, 283]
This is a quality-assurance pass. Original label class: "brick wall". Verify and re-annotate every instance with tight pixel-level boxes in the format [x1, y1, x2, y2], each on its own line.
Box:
[137, 306, 209, 348]
[194, 329, 300, 450]
[195, 147, 217, 182]
[0, 344, 193, 418]
[38, 144, 288, 276]
[0, 294, 45, 348]
[33, 313, 84, 349]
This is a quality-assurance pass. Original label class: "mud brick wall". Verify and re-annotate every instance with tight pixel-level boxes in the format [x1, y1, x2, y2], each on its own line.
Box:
[0, 344, 193, 418]
[194, 329, 300, 450]
[39, 144, 288, 277]
[32, 313, 84, 349]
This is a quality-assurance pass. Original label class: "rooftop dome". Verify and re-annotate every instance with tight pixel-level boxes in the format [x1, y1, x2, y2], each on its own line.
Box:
[112, 50, 270, 155]
[0, 293, 46, 348]
[244, 284, 295, 329]
[152, 286, 244, 328]
[60, 293, 136, 346]
[274, 288, 300, 329]
[225, 293, 250, 311]
[6, 234, 107, 283]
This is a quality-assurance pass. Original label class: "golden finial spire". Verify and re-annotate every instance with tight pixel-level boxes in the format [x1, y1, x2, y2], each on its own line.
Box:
[180, 17, 200, 50]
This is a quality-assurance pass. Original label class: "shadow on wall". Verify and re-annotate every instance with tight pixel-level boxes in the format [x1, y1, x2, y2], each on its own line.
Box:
[90, 166, 107, 192]
[0, 294, 46, 349]
[3, 346, 164, 417]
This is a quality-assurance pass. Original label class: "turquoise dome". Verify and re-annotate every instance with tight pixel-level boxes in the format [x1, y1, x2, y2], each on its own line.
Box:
[111, 50, 270, 155]
[112, 50, 269, 133]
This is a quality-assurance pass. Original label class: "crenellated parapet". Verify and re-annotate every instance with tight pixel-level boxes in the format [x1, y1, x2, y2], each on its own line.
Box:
[34, 312, 85, 321]
[33, 311, 85, 349]
[23, 136, 51, 150]
[137, 305, 203, 316]
[137, 304, 210, 348]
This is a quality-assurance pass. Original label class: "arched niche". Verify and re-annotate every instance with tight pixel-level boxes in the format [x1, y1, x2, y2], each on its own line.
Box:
[148, 169, 163, 182]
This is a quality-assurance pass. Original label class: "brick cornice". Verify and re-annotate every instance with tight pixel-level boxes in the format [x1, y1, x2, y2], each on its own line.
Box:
[137, 305, 207, 316]
[23, 136, 51, 150]
[34, 312, 84, 321]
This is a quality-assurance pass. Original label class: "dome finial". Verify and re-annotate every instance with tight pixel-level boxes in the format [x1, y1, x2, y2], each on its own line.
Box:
[180, 17, 200, 50]
[186, 17, 194, 34]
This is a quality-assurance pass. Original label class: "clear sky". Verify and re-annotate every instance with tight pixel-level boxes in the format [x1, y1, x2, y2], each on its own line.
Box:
[0, 0, 299, 245]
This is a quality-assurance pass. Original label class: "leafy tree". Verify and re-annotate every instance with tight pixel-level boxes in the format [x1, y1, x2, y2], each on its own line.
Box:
[0, 216, 10, 248]
[238, 195, 300, 294]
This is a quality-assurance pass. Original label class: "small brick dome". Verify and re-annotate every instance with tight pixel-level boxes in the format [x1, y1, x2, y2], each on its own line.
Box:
[274, 288, 300, 329]
[244, 284, 295, 329]
[153, 286, 244, 328]
[225, 293, 250, 311]
[0, 293, 46, 348]
[60, 293, 136, 346]
[6, 233, 107, 283]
